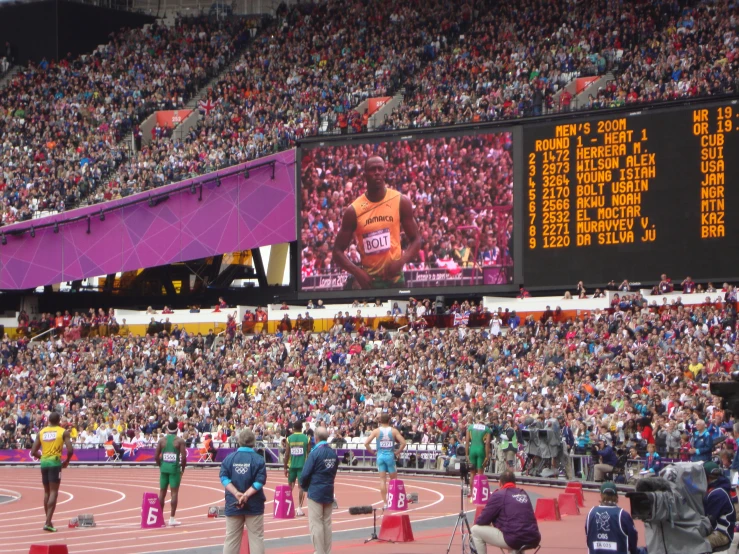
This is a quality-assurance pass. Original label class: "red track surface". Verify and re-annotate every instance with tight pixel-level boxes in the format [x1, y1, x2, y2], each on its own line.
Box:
[0, 467, 644, 554]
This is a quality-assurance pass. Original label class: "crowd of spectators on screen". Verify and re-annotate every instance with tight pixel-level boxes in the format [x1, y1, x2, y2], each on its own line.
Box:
[299, 134, 514, 281]
[0, 276, 738, 479]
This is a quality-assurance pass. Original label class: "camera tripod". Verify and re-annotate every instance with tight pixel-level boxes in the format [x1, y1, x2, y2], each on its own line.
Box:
[364, 507, 392, 545]
[445, 481, 478, 554]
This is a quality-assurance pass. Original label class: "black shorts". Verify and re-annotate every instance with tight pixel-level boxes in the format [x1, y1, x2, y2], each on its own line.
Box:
[41, 466, 62, 485]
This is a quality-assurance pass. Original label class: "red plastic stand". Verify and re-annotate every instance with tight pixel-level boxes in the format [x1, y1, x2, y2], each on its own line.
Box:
[564, 484, 585, 507]
[29, 547, 69, 554]
[239, 529, 250, 554]
[558, 493, 580, 516]
[566, 481, 583, 490]
[534, 497, 561, 521]
[379, 513, 414, 542]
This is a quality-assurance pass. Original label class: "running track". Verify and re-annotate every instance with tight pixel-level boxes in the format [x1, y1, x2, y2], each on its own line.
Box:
[0, 467, 644, 553]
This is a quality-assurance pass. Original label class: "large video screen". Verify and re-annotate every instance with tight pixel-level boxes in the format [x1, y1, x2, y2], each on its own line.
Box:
[299, 132, 515, 292]
[523, 99, 739, 287]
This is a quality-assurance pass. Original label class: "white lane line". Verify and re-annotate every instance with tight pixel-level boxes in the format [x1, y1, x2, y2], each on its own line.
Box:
[0, 486, 75, 514]
[0, 485, 118, 523]
[0, 488, 22, 504]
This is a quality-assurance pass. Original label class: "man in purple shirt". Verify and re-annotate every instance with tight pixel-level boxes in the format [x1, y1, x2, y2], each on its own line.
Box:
[471, 471, 541, 553]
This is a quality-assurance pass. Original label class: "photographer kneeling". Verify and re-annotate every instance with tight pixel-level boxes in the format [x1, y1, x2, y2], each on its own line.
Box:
[703, 462, 736, 551]
[471, 471, 541, 554]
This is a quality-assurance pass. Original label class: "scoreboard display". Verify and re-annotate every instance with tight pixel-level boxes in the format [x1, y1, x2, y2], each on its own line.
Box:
[522, 100, 739, 288]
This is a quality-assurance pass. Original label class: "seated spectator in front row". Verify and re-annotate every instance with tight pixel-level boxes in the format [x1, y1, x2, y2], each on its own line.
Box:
[471, 471, 541, 554]
[640, 443, 661, 477]
[204, 434, 218, 461]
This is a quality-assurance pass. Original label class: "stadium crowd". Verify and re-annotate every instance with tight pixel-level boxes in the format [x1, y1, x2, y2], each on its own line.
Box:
[0, 288, 738, 485]
[0, 0, 737, 223]
[299, 134, 514, 281]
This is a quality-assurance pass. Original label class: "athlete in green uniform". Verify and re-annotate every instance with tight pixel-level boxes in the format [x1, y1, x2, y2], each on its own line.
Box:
[156, 420, 187, 526]
[284, 421, 311, 516]
[465, 414, 491, 497]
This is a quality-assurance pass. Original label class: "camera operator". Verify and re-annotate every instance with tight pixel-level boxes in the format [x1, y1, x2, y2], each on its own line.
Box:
[585, 482, 639, 554]
[593, 438, 619, 482]
[628, 463, 713, 554]
[547, 413, 573, 480]
[522, 417, 543, 475]
[703, 462, 736, 550]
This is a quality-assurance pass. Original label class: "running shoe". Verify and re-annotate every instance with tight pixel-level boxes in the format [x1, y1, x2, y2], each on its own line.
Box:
[43, 525, 57, 532]
[296, 508, 305, 516]
[168, 517, 181, 526]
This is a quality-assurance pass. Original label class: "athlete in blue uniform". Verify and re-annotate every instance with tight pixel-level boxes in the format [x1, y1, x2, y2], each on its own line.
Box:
[364, 413, 407, 508]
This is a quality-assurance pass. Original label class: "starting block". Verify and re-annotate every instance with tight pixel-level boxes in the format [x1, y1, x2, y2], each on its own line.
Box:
[407, 492, 419, 504]
[207, 506, 226, 518]
[68, 514, 96, 528]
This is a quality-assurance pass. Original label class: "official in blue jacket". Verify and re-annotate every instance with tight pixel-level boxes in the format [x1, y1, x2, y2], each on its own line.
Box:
[299, 426, 338, 554]
[585, 482, 639, 554]
[219, 429, 267, 554]
[703, 462, 736, 550]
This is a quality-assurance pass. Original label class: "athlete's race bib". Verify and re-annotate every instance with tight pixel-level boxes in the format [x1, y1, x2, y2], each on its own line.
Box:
[290, 446, 304, 456]
[42, 431, 58, 441]
[593, 541, 617, 551]
[472, 424, 486, 431]
[362, 228, 391, 255]
[379, 440, 394, 449]
[163, 452, 178, 463]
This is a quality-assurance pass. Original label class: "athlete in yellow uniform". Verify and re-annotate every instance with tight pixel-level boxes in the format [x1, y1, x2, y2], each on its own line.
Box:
[31, 411, 74, 532]
[334, 156, 421, 289]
